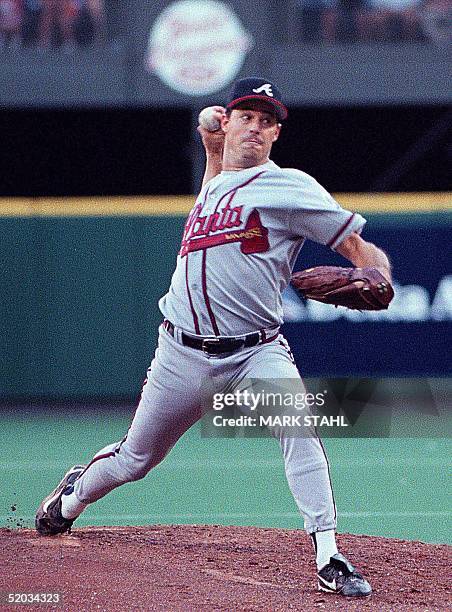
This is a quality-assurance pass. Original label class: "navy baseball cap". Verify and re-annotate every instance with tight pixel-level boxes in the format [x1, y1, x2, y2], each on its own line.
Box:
[226, 77, 288, 121]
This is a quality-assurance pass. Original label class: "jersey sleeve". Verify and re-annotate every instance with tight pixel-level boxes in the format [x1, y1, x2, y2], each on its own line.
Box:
[286, 171, 366, 249]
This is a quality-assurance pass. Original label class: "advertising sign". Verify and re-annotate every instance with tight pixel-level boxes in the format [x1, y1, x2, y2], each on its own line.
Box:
[145, 0, 254, 95]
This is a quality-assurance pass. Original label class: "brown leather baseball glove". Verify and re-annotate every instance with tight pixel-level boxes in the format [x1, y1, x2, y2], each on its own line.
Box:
[291, 266, 394, 310]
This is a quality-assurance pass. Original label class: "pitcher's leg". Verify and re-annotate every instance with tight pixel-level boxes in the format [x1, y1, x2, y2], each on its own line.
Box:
[234, 337, 336, 534]
[73, 328, 206, 504]
[279, 432, 336, 533]
[74, 378, 203, 504]
[37, 327, 208, 534]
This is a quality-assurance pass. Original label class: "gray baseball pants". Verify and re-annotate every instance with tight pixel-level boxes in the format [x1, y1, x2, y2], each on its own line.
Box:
[74, 324, 337, 534]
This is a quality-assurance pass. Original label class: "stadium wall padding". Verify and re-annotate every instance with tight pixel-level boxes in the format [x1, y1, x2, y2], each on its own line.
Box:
[1, 216, 185, 398]
[1, 202, 450, 398]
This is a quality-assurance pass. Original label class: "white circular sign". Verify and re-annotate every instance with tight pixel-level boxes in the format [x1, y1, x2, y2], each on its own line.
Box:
[145, 0, 254, 96]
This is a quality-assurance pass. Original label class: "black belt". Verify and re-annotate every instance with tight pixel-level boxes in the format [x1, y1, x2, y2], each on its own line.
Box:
[163, 320, 279, 355]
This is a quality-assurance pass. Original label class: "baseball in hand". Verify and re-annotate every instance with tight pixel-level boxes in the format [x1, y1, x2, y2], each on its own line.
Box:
[198, 106, 224, 132]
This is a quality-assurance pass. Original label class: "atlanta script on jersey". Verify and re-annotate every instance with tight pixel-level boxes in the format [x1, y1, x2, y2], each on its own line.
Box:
[160, 160, 366, 336]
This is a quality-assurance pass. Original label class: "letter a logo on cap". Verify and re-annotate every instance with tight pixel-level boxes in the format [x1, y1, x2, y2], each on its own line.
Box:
[252, 84, 274, 97]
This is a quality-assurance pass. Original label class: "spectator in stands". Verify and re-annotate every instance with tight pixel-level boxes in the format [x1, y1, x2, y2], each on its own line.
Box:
[0, 0, 22, 49]
[22, 0, 42, 46]
[35, 0, 103, 49]
[88, 0, 105, 44]
[333, 0, 373, 41]
[72, 0, 104, 46]
[295, 0, 336, 42]
[419, 0, 451, 45]
[38, 0, 75, 48]
[294, 0, 439, 42]
[295, 0, 382, 43]
[368, 0, 425, 41]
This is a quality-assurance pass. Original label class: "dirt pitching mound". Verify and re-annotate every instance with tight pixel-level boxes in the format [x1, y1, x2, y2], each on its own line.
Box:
[1, 525, 450, 611]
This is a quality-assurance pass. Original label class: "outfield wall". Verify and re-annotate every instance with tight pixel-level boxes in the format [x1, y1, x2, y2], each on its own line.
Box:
[1, 194, 450, 399]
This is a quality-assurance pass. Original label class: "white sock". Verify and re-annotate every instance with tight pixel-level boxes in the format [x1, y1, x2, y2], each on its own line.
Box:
[61, 490, 87, 520]
[312, 529, 338, 570]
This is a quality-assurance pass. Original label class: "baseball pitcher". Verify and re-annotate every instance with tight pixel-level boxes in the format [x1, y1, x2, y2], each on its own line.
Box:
[36, 77, 394, 598]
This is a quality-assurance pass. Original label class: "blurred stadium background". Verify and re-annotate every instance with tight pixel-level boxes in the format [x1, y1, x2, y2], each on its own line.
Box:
[0, 0, 450, 543]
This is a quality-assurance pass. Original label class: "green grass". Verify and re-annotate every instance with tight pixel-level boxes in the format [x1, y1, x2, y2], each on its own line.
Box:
[1, 408, 450, 544]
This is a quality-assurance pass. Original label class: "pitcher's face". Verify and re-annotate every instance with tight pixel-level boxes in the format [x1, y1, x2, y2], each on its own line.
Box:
[221, 102, 281, 167]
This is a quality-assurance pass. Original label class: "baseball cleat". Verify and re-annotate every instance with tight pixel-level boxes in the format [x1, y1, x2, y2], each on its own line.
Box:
[35, 465, 85, 536]
[317, 553, 372, 597]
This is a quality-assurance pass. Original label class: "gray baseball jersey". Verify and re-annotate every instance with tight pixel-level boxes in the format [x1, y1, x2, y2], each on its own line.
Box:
[160, 160, 366, 336]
